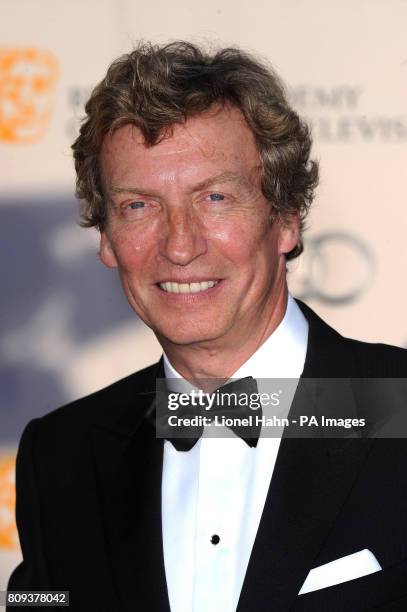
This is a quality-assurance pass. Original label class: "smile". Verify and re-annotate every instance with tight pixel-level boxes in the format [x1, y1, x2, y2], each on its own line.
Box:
[159, 280, 219, 294]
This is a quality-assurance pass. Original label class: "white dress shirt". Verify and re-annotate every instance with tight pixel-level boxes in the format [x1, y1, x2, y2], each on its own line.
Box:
[161, 294, 309, 612]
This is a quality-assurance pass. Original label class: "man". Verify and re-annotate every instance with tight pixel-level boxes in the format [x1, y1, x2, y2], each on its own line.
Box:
[8, 42, 407, 611]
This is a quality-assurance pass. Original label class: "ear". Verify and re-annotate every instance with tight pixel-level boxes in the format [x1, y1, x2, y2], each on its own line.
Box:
[278, 214, 300, 256]
[99, 230, 118, 268]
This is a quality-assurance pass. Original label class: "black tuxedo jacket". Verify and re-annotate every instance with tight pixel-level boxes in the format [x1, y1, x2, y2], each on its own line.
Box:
[8, 301, 407, 611]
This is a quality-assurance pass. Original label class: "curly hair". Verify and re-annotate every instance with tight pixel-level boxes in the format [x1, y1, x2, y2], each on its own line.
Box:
[72, 41, 318, 259]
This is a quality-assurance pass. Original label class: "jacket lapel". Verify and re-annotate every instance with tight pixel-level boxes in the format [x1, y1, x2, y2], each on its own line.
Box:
[89, 360, 171, 612]
[237, 437, 373, 610]
[237, 300, 374, 611]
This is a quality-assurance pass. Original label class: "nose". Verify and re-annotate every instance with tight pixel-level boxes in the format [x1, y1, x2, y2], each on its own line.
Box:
[158, 208, 207, 266]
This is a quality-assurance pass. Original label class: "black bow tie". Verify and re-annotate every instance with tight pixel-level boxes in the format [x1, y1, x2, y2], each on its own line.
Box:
[156, 376, 262, 451]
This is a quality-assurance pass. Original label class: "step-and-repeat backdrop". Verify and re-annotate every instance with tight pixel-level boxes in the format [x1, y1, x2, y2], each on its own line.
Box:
[1, 0, 406, 587]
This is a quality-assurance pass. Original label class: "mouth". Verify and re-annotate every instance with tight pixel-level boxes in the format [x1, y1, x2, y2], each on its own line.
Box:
[157, 280, 220, 294]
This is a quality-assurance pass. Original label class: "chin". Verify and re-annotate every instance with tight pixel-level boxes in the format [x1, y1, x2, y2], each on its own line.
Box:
[155, 320, 227, 347]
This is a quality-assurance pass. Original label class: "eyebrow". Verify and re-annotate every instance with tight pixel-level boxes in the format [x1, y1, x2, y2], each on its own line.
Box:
[109, 185, 153, 197]
[108, 171, 249, 197]
[192, 171, 247, 191]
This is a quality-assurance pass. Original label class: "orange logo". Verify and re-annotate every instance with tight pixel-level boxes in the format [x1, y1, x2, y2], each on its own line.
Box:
[0, 454, 18, 549]
[0, 47, 58, 144]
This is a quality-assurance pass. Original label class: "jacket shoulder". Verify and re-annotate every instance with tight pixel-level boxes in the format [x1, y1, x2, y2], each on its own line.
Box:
[296, 299, 407, 377]
[32, 360, 160, 435]
[343, 337, 407, 377]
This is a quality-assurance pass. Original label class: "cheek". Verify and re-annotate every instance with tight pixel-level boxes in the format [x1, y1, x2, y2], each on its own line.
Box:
[208, 217, 274, 262]
[109, 229, 153, 271]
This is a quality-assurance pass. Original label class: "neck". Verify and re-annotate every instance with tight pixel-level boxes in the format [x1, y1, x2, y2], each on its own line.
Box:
[160, 285, 289, 385]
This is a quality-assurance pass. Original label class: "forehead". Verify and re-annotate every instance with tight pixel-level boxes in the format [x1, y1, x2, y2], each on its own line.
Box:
[99, 105, 261, 188]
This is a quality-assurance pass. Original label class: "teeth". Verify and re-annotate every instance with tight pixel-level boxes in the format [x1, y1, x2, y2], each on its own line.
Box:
[159, 280, 219, 294]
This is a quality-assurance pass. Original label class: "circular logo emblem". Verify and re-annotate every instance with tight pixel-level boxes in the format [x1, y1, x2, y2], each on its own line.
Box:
[290, 232, 375, 305]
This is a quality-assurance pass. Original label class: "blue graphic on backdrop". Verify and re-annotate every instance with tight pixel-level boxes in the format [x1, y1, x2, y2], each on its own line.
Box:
[0, 196, 141, 443]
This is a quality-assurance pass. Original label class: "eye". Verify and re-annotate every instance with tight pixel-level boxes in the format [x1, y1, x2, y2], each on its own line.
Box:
[119, 199, 152, 220]
[208, 193, 225, 201]
[128, 201, 145, 209]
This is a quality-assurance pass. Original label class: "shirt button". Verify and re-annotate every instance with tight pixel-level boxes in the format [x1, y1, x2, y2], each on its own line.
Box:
[211, 534, 220, 545]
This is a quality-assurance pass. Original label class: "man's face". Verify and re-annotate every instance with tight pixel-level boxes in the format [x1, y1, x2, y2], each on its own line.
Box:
[99, 105, 298, 349]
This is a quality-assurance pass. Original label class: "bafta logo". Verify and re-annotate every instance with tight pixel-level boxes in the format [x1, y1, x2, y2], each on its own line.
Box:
[0, 47, 58, 144]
